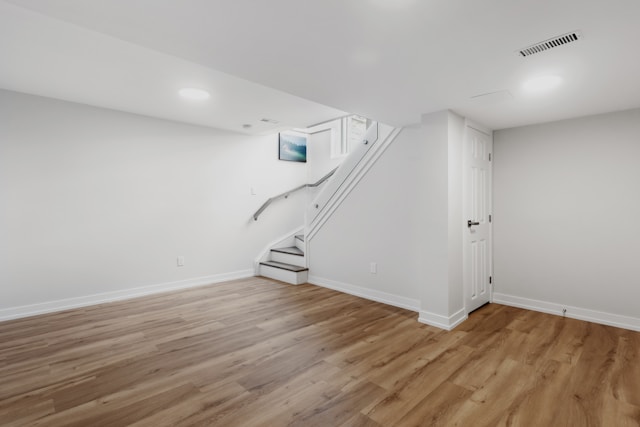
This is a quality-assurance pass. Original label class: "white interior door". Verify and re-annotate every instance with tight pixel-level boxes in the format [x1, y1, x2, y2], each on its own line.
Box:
[463, 123, 493, 313]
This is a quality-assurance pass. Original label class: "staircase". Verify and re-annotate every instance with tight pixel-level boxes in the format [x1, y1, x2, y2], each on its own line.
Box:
[253, 120, 391, 287]
[259, 234, 308, 285]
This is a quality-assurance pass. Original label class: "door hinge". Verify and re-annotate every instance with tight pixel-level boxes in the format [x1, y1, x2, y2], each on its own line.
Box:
[489, 214, 492, 223]
[489, 153, 492, 161]
[489, 276, 492, 284]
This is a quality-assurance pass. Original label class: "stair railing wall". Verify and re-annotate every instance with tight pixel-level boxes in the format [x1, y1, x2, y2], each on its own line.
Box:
[304, 122, 378, 225]
[305, 123, 402, 242]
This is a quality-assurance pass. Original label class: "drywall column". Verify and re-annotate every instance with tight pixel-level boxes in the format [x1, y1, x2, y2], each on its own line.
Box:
[447, 113, 465, 321]
[418, 111, 465, 330]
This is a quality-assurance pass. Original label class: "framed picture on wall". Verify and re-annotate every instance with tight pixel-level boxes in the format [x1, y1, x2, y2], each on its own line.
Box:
[278, 131, 307, 163]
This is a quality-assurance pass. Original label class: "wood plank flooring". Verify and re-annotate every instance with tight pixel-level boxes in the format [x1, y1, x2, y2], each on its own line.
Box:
[0, 277, 639, 426]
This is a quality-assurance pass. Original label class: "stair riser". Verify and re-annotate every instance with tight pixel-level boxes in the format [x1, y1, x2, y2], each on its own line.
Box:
[260, 265, 308, 285]
[270, 251, 306, 267]
[295, 238, 305, 252]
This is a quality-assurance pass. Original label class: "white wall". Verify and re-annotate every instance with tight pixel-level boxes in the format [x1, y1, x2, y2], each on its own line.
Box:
[447, 113, 464, 315]
[308, 126, 425, 309]
[305, 121, 344, 206]
[494, 108, 640, 325]
[306, 121, 343, 184]
[307, 110, 466, 326]
[419, 111, 451, 318]
[0, 90, 307, 315]
[418, 111, 465, 328]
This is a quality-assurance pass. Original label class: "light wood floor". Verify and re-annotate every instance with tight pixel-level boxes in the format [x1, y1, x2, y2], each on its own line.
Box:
[0, 277, 638, 426]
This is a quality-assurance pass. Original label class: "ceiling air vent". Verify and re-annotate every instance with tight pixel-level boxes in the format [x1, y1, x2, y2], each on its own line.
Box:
[260, 118, 280, 124]
[518, 31, 582, 57]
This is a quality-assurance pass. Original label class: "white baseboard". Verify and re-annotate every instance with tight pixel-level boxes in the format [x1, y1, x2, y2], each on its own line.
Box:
[0, 269, 254, 322]
[308, 275, 420, 312]
[418, 308, 468, 331]
[493, 292, 640, 332]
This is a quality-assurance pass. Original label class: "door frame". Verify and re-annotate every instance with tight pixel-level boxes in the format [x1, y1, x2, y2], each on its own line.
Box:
[462, 119, 494, 314]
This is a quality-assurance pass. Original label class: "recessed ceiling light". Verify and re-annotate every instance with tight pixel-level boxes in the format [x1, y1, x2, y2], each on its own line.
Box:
[370, 0, 416, 9]
[179, 88, 210, 100]
[351, 50, 380, 67]
[523, 75, 562, 93]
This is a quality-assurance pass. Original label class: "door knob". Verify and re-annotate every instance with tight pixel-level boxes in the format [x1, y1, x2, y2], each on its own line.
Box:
[467, 220, 480, 228]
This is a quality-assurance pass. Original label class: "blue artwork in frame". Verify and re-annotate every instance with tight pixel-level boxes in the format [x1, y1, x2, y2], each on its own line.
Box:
[278, 131, 307, 163]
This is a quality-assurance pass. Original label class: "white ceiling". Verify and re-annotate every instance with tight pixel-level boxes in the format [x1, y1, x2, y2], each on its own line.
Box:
[0, 2, 346, 135]
[3, 0, 640, 131]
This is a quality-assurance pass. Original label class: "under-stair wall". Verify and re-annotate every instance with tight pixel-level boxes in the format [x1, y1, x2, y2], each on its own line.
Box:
[305, 123, 396, 239]
[307, 126, 425, 311]
[307, 111, 467, 328]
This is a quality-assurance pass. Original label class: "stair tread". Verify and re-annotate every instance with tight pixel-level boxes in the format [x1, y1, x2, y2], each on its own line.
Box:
[271, 246, 304, 256]
[260, 260, 308, 272]
[295, 234, 305, 242]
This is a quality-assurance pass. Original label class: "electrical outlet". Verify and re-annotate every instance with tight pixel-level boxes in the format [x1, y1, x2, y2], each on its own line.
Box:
[370, 262, 377, 274]
[177, 256, 185, 267]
